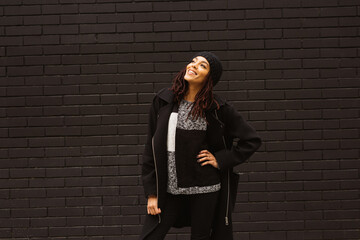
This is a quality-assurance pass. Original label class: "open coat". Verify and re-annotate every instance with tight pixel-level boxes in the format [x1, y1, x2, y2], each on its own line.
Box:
[140, 88, 262, 240]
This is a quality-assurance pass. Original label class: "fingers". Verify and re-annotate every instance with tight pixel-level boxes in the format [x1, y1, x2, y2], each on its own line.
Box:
[147, 198, 161, 215]
[197, 150, 211, 162]
[148, 207, 161, 215]
[197, 150, 218, 169]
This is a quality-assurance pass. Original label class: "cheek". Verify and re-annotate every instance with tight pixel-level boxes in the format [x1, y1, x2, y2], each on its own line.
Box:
[200, 69, 209, 78]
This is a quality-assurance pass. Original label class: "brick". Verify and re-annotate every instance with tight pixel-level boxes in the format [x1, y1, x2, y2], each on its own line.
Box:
[303, 77, 339, 88]
[134, 12, 170, 22]
[0, 138, 27, 147]
[268, 202, 305, 211]
[191, 21, 227, 31]
[246, 9, 281, 19]
[322, 190, 358, 200]
[104, 215, 139, 225]
[190, 1, 226, 10]
[307, 0, 341, 6]
[154, 22, 190, 32]
[85, 226, 121, 236]
[43, 24, 78, 35]
[25, 56, 61, 65]
[11, 189, 46, 198]
[116, 2, 152, 12]
[266, 39, 302, 49]
[6, 26, 41, 36]
[97, 13, 132, 23]
[81, 126, 117, 136]
[24, 15, 60, 25]
[340, 179, 359, 189]
[79, 3, 115, 13]
[229, 20, 263, 31]
[24, 35, 60, 45]
[7, 66, 43, 77]
[45, 65, 80, 75]
[31, 217, 66, 227]
[4, 5, 41, 15]
[66, 197, 102, 207]
[61, 34, 97, 44]
[49, 226, 84, 237]
[45, 147, 81, 157]
[46, 188, 83, 198]
[323, 229, 360, 239]
[12, 208, 47, 217]
[304, 139, 340, 150]
[65, 156, 101, 167]
[229, 0, 264, 8]
[83, 187, 119, 196]
[321, 26, 357, 37]
[27, 117, 64, 127]
[81, 44, 117, 54]
[172, 11, 207, 21]
[10, 168, 46, 178]
[103, 176, 138, 186]
[26, 96, 62, 107]
[79, 105, 117, 115]
[0, 37, 23, 47]
[82, 166, 118, 176]
[80, 24, 116, 34]
[42, 4, 78, 14]
[268, 221, 304, 231]
[303, 38, 338, 48]
[98, 33, 134, 43]
[153, 2, 189, 11]
[29, 178, 64, 188]
[118, 63, 153, 73]
[267, 181, 303, 191]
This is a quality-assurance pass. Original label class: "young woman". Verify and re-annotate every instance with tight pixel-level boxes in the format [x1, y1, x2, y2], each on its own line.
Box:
[140, 52, 262, 240]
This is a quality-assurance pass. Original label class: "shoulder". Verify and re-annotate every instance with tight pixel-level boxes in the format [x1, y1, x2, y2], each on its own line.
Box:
[213, 93, 233, 113]
[149, 87, 173, 112]
[154, 87, 173, 103]
[216, 98, 245, 125]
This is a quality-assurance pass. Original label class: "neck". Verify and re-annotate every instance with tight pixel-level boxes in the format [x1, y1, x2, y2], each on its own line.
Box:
[184, 84, 201, 102]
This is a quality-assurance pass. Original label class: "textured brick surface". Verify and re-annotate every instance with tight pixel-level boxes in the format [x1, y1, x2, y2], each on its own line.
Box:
[1, 0, 359, 239]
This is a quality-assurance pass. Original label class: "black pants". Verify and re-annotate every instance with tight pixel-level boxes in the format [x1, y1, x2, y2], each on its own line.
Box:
[145, 191, 219, 240]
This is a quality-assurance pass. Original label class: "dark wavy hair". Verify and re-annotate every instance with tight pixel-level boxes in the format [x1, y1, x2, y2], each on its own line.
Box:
[170, 67, 219, 122]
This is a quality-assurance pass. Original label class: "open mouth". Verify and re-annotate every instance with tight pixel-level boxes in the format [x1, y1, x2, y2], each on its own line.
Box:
[188, 69, 197, 75]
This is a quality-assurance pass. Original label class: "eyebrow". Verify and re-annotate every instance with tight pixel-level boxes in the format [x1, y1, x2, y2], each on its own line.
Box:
[193, 57, 209, 66]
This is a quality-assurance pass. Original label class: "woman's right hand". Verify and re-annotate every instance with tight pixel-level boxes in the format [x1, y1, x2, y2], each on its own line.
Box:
[147, 195, 161, 215]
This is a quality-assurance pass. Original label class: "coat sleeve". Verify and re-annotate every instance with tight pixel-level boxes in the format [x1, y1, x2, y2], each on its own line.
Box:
[214, 102, 262, 171]
[141, 95, 159, 198]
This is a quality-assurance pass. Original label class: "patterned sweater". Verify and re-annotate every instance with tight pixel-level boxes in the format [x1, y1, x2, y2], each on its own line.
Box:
[166, 99, 221, 195]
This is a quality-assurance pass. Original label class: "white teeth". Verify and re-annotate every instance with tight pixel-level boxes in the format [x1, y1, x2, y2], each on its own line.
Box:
[188, 70, 196, 75]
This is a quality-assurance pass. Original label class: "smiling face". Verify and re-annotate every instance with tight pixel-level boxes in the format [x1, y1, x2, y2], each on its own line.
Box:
[184, 56, 210, 87]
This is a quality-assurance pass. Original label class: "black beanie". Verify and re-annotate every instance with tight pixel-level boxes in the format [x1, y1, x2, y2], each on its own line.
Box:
[191, 51, 223, 86]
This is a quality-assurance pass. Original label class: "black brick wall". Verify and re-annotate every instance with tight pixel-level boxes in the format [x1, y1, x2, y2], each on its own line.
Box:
[1, 0, 359, 239]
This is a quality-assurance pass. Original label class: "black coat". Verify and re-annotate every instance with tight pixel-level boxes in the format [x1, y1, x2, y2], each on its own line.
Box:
[140, 88, 262, 240]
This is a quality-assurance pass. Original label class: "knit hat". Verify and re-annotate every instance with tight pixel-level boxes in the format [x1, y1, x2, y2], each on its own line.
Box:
[191, 51, 223, 86]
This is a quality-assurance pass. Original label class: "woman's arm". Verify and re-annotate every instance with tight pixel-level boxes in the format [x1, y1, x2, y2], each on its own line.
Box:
[214, 102, 262, 170]
[141, 95, 159, 198]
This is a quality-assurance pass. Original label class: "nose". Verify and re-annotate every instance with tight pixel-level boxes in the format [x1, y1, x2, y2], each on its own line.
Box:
[191, 61, 198, 69]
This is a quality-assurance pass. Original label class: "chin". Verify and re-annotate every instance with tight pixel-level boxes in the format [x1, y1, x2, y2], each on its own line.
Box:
[184, 75, 191, 81]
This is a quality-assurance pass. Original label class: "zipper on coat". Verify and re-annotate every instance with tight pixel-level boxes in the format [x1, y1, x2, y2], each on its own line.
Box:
[215, 110, 230, 226]
[225, 169, 230, 226]
[151, 136, 161, 223]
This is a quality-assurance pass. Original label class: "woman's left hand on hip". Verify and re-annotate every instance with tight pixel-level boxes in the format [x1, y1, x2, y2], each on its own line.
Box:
[197, 150, 219, 169]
